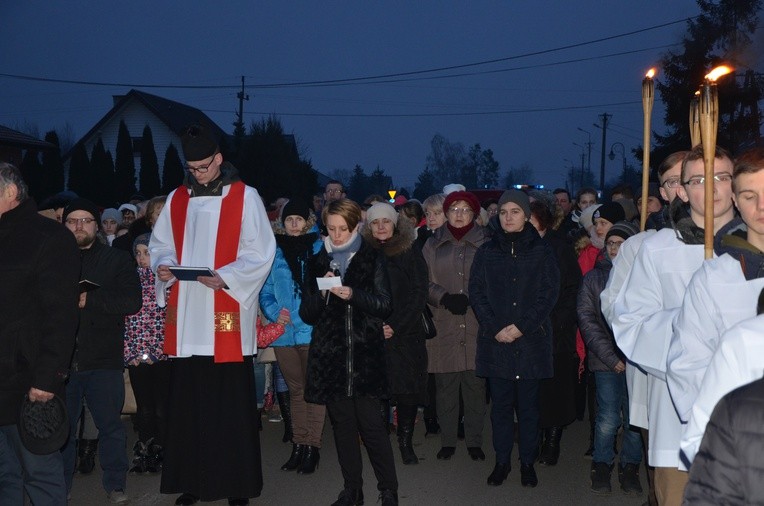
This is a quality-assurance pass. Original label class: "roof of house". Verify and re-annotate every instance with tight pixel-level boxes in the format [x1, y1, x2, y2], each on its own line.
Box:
[0, 125, 56, 150]
[66, 89, 227, 159]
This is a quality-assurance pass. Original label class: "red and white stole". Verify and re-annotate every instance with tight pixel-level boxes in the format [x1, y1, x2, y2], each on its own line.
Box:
[164, 181, 246, 363]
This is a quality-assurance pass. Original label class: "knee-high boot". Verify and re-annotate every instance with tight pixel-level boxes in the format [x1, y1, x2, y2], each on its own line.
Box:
[396, 404, 419, 465]
[276, 391, 293, 443]
[538, 426, 563, 466]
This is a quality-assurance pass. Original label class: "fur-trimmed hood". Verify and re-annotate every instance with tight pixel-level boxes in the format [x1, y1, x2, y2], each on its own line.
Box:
[273, 211, 318, 236]
[362, 215, 416, 257]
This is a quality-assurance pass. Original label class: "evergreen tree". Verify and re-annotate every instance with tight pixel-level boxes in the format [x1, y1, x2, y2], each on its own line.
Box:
[413, 168, 438, 201]
[40, 130, 64, 201]
[139, 125, 161, 197]
[654, 0, 761, 159]
[114, 120, 137, 203]
[91, 139, 117, 207]
[236, 115, 317, 204]
[19, 150, 43, 203]
[368, 166, 391, 197]
[347, 164, 370, 201]
[161, 143, 184, 194]
[67, 142, 91, 198]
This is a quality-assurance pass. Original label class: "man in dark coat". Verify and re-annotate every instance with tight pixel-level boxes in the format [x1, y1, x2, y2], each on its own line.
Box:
[0, 163, 80, 505]
[59, 198, 142, 504]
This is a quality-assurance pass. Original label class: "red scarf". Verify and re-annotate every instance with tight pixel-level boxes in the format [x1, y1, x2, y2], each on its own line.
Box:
[164, 182, 246, 363]
[447, 221, 474, 241]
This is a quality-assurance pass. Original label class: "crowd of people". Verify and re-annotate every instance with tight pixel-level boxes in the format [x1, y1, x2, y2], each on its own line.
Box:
[1, 123, 764, 506]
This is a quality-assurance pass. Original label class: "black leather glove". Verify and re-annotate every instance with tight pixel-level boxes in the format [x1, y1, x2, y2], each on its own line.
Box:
[440, 293, 469, 315]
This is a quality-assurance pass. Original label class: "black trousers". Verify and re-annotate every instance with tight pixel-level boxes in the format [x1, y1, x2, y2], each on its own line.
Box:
[128, 361, 171, 444]
[326, 396, 398, 492]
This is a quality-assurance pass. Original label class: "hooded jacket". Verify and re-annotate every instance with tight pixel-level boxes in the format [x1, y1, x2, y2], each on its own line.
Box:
[363, 217, 428, 401]
[578, 257, 624, 372]
[259, 216, 323, 347]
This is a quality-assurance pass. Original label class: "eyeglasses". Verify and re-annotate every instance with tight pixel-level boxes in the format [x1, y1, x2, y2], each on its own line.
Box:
[661, 178, 681, 189]
[186, 154, 217, 173]
[65, 217, 96, 227]
[325, 189, 344, 196]
[605, 240, 624, 248]
[448, 207, 474, 215]
[682, 173, 733, 187]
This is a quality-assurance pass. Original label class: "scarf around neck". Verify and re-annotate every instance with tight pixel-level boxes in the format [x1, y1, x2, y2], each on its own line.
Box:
[324, 229, 362, 277]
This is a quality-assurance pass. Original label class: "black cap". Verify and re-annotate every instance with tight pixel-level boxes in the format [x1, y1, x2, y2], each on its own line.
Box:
[181, 124, 219, 162]
[18, 395, 70, 455]
[281, 200, 311, 224]
[62, 198, 101, 225]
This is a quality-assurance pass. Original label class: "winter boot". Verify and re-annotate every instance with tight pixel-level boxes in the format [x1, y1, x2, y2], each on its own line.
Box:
[591, 461, 613, 494]
[129, 440, 148, 474]
[297, 445, 320, 474]
[281, 443, 304, 471]
[145, 438, 163, 473]
[78, 439, 98, 474]
[276, 391, 293, 443]
[396, 404, 419, 465]
[538, 426, 563, 466]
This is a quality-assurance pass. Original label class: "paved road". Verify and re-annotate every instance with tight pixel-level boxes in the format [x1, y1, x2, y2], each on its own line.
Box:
[69, 413, 649, 506]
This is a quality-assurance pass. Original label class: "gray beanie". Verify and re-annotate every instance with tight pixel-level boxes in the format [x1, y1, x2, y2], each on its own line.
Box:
[365, 202, 398, 226]
[498, 189, 531, 218]
[100, 208, 122, 225]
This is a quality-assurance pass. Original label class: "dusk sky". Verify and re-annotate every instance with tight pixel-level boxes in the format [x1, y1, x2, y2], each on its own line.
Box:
[2, 1, 761, 192]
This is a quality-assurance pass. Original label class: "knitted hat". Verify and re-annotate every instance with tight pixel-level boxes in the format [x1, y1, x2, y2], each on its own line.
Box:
[365, 202, 398, 226]
[606, 220, 640, 242]
[614, 198, 638, 221]
[281, 199, 311, 224]
[181, 124, 219, 162]
[593, 202, 626, 225]
[443, 183, 466, 195]
[62, 198, 101, 225]
[133, 233, 151, 254]
[579, 204, 601, 230]
[18, 395, 69, 455]
[498, 189, 531, 218]
[118, 203, 138, 215]
[100, 208, 122, 225]
[442, 191, 480, 215]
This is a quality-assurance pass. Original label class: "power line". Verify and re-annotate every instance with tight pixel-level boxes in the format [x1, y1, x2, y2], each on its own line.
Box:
[0, 16, 694, 90]
[205, 100, 641, 118]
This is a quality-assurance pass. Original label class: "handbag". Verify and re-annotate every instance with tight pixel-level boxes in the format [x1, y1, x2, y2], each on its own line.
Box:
[421, 306, 437, 339]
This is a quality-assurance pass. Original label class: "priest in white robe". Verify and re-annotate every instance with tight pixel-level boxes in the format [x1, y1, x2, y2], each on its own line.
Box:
[149, 124, 276, 506]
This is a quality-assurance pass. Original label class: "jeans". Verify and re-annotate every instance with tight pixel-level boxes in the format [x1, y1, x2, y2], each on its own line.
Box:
[593, 371, 642, 466]
[0, 424, 67, 505]
[487, 377, 540, 465]
[62, 369, 128, 493]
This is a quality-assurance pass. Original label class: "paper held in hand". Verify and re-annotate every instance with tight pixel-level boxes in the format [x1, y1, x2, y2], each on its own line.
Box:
[168, 266, 215, 281]
[317, 276, 342, 290]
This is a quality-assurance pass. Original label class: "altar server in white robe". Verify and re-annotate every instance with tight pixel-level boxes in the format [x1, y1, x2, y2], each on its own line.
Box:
[611, 145, 735, 506]
[667, 147, 764, 425]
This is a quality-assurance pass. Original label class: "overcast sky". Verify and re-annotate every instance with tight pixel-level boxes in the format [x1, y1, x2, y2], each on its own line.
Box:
[1, 1, 761, 192]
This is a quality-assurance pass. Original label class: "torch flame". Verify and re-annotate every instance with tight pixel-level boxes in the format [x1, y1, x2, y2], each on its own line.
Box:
[694, 90, 700, 96]
[705, 65, 733, 82]
[646, 68, 656, 79]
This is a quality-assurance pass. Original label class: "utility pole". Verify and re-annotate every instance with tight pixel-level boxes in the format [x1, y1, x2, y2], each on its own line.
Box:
[233, 76, 249, 139]
[597, 113, 611, 193]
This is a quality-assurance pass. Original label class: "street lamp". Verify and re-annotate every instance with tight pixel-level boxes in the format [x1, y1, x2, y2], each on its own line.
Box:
[608, 142, 627, 173]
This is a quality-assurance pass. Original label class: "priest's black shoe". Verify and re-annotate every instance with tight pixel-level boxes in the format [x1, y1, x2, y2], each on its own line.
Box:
[297, 445, 320, 474]
[331, 488, 364, 506]
[228, 499, 249, 506]
[487, 463, 511, 486]
[520, 463, 538, 487]
[436, 446, 455, 460]
[175, 493, 199, 505]
[467, 447, 485, 461]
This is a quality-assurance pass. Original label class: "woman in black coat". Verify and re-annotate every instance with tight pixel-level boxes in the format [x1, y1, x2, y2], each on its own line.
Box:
[300, 199, 398, 506]
[469, 190, 560, 489]
[529, 201, 582, 465]
[362, 202, 428, 466]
